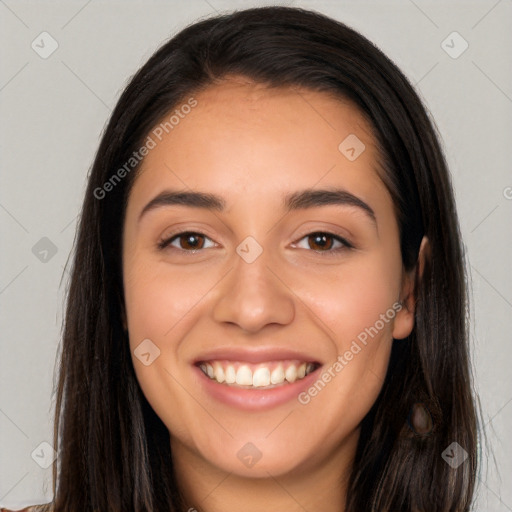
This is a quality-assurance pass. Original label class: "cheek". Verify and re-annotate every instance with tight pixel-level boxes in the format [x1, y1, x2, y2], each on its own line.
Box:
[294, 252, 402, 408]
[299, 254, 402, 347]
[123, 260, 208, 436]
[124, 258, 207, 342]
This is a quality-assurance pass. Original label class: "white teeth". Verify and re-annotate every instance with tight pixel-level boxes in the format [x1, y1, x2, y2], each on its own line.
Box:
[284, 364, 297, 383]
[213, 362, 225, 383]
[252, 367, 271, 387]
[270, 364, 285, 385]
[199, 360, 318, 388]
[235, 365, 253, 386]
[225, 365, 236, 384]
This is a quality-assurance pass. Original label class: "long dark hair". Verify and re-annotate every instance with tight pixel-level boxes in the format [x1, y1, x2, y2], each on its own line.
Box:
[41, 6, 478, 511]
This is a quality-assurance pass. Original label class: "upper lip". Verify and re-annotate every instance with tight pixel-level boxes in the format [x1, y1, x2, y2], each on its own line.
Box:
[193, 347, 322, 366]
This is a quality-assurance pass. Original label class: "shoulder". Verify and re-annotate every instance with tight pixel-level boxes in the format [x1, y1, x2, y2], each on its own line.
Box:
[0, 508, 33, 512]
[1, 506, 52, 512]
[0, 508, 35, 512]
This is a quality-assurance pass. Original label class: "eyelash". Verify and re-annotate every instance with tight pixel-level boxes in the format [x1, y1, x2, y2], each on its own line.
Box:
[157, 230, 354, 256]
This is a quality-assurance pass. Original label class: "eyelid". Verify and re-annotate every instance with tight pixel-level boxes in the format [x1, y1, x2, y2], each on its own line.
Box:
[292, 227, 354, 247]
[158, 228, 354, 255]
[290, 232, 353, 257]
[157, 229, 217, 251]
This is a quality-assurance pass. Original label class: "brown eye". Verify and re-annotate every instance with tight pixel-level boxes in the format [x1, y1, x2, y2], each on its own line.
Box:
[177, 233, 205, 250]
[158, 232, 215, 251]
[293, 231, 352, 254]
[307, 233, 335, 251]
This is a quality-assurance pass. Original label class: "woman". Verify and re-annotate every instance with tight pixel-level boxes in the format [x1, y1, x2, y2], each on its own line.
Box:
[5, 5, 478, 511]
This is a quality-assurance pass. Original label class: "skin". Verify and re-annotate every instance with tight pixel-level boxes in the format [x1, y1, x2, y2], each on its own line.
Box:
[122, 76, 427, 512]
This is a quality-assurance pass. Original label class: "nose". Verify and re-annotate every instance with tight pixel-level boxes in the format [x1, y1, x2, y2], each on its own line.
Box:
[211, 249, 295, 333]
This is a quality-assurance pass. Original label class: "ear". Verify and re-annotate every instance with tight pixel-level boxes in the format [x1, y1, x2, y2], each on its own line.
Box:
[392, 236, 430, 340]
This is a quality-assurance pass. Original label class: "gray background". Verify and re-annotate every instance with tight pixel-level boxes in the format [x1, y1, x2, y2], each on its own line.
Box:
[1, 0, 511, 510]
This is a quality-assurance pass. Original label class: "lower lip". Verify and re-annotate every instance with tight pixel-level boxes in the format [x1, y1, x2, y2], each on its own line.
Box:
[193, 364, 322, 411]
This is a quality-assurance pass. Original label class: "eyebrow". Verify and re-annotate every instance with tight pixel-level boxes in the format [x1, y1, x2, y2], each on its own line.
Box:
[138, 187, 376, 225]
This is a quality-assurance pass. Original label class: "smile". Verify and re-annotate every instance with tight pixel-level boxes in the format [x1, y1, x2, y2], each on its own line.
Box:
[197, 359, 320, 389]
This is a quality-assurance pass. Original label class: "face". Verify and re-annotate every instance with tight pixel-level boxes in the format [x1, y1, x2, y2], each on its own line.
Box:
[122, 77, 416, 481]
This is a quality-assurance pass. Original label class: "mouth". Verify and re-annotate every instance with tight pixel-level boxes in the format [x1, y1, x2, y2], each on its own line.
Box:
[191, 348, 324, 410]
[195, 359, 321, 390]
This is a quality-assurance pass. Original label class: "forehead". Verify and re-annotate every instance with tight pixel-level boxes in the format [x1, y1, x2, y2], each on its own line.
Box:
[128, 78, 387, 212]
